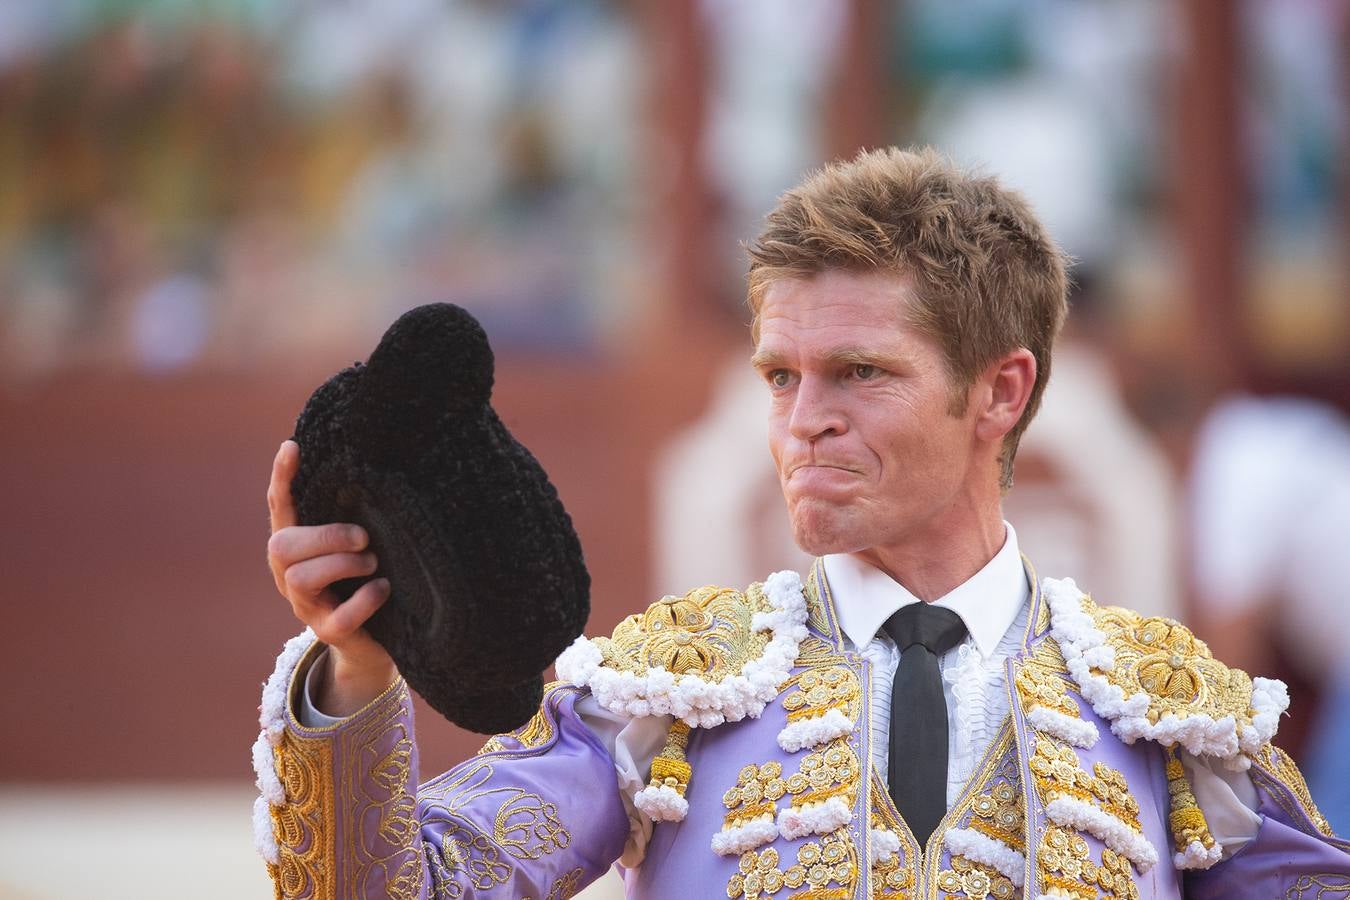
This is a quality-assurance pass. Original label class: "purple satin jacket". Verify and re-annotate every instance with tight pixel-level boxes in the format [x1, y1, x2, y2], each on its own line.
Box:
[253, 561, 1350, 898]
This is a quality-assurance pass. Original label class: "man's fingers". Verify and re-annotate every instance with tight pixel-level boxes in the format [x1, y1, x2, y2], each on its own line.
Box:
[268, 523, 369, 576]
[267, 440, 300, 534]
[282, 552, 379, 603]
[320, 578, 392, 642]
[267, 520, 370, 598]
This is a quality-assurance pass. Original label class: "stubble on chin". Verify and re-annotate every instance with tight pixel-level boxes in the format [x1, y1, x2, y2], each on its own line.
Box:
[786, 496, 854, 557]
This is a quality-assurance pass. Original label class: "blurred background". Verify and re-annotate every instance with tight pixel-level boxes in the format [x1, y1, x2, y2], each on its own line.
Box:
[2, 0, 1348, 896]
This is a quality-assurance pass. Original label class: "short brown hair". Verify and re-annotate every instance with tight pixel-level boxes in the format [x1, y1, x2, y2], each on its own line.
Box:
[746, 146, 1069, 490]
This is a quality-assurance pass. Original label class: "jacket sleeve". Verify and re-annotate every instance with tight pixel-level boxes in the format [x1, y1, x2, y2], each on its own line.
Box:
[1183, 744, 1350, 898]
[252, 630, 630, 899]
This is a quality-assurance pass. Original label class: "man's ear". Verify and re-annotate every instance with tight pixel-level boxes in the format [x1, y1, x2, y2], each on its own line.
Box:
[974, 348, 1036, 444]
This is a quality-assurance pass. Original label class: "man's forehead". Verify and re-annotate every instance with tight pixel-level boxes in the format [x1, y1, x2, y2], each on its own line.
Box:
[758, 271, 914, 320]
[755, 274, 915, 344]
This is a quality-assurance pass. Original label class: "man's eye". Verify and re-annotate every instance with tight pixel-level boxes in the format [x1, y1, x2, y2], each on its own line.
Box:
[769, 370, 792, 388]
[852, 363, 879, 380]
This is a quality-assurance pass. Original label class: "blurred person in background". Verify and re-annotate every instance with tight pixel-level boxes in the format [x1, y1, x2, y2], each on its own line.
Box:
[1189, 392, 1350, 837]
[256, 148, 1348, 898]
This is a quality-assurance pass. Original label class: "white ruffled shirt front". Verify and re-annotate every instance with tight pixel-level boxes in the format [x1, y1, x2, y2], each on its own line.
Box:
[301, 523, 1259, 864]
[822, 523, 1029, 809]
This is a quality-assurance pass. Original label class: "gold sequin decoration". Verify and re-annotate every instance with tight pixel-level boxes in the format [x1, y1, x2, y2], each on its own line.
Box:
[720, 736, 859, 830]
[596, 584, 773, 681]
[723, 760, 788, 827]
[1013, 643, 1082, 723]
[782, 665, 861, 723]
[1090, 601, 1258, 728]
[788, 743, 860, 810]
[1028, 738, 1141, 831]
[935, 854, 1016, 900]
[726, 830, 858, 899]
[869, 770, 919, 899]
[1038, 825, 1140, 900]
[968, 780, 1026, 853]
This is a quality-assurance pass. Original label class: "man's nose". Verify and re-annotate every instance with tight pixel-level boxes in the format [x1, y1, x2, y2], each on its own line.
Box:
[788, 376, 847, 441]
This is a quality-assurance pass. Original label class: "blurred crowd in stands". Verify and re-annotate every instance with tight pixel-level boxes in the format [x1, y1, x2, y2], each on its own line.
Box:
[3, 0, 1349, 833]
[0, 0, 642, 376]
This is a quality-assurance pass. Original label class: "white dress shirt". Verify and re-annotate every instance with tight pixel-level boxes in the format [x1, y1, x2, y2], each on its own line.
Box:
[823, 523, 1029, 808]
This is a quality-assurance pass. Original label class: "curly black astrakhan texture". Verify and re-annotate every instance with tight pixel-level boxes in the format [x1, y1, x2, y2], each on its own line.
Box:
[290, 303, 590, 734]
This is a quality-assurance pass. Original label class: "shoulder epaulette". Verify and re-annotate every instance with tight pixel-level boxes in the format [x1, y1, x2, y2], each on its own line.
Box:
[553, 570, 809, 824]
[1042, 577, 1288, 768]
[554, 570, 807, 728]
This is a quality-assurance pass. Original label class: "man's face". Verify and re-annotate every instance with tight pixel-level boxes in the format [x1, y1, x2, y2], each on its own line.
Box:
[753, 269, 982, 559]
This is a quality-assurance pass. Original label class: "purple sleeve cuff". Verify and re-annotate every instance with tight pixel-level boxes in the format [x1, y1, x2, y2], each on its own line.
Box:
[1183, 747, 1350, 898]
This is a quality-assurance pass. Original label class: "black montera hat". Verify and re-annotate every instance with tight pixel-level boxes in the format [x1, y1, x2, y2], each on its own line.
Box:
[289, 303, 590, 734]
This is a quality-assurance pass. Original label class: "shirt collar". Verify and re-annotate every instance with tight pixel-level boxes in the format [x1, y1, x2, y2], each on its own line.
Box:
[822, 522, 1028, 658]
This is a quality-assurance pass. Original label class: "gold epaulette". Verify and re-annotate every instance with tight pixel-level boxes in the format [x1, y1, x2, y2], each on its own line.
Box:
[553, 570, 811, 823]
[1043, 578, 1288, 762]
[592, 584, 774, 681]
[1092, 601, 1261, 731]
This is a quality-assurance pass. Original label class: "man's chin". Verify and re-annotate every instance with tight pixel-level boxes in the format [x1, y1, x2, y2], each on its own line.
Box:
[788, 507, 863, 557]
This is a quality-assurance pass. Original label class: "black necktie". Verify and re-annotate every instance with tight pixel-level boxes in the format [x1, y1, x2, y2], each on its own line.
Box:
[882, 603, 968, 847]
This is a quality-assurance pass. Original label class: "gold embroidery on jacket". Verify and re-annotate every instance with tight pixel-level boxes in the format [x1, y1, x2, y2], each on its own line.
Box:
[421, 756, 574, 894]
[923, 725, 1023, 898]
[1091, 603, 1254, 727]
[782, 665, 862, 723]
[804, 564, 836, 641]
[1026, 736, 1144, 900]
[868, 771, 918, 899]
[721, 624, 861, 899]
[968, 779, 1026, 853]
[494, 791, 571, 859]
[719, 742, 858, 835]
[726, 831, 859, 899]
[1037, 826, 1140, 900]
[1013, 643, 1082, 724]
[519, 865, 585, 900]
[1285, 874, 1350, 899]
[724, 760, 787, 827]
[790, 743, 860, 806]
[477, 683, 562, 757]
[868, 843, 915, 898]
[272, 731, 335, 900]
[935, 854, 1017, 900]
[794, 635, 847, 669]
[1029, 739, 1141, 831]
[339, 684, 423, 898]
[1253, 744, 1335, 837]
[596, 584, 773, 680]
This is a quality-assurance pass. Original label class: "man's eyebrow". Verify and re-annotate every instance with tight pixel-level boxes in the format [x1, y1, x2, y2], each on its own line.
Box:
[826, 348, 890, 366]
[751, 346, 904, 370]
[749, 349, 786, 370]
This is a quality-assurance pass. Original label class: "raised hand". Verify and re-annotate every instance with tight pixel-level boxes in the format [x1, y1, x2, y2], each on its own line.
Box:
[266, 439, 397, 716]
